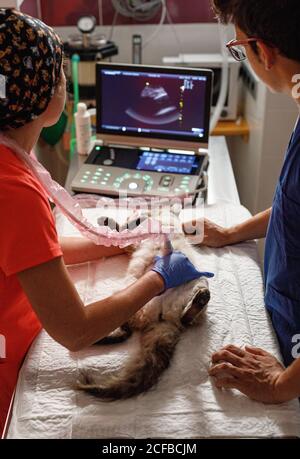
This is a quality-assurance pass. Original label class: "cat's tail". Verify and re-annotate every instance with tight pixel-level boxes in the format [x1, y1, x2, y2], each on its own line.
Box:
[77, 321, 180, 400]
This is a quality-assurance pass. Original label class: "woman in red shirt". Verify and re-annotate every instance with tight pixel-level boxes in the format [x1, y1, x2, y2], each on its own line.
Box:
[0, 9, 205, 435]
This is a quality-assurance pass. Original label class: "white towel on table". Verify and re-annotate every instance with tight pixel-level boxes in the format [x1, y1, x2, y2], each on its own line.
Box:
[7, 202, 300, 439]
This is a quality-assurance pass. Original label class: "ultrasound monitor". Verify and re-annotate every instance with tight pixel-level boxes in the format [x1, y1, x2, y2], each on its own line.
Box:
[71, 64, 213, 197]
[96, 63, 213, 150]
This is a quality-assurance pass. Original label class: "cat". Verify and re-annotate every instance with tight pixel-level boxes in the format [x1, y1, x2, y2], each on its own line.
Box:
[77, 213, 211, 401]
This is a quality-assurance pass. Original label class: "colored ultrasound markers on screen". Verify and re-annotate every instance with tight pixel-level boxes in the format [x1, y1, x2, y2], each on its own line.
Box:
[100, 69, 207, 140]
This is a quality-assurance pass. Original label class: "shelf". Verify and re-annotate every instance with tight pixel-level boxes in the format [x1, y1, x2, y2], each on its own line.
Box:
[212, 117, 250, 141]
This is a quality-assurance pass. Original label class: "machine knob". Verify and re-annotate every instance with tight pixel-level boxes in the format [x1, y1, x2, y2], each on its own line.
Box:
[129, 182, 139, 190]
[121, 178, 145, 192]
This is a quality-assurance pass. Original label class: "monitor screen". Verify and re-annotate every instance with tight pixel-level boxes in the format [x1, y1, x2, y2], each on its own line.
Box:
[137, 151, 198, 174]
[96, 64, 212, 144]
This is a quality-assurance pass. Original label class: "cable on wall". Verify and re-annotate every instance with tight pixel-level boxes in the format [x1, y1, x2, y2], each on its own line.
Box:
[111, 0, 167, 49]
[111, 0, 162, 22]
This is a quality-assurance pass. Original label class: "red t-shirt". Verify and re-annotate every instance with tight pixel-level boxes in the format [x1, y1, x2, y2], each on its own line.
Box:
[0, 144, 62, 436]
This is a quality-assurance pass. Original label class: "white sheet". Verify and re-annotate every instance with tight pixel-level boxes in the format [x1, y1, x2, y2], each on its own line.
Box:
[7, 202, 300, 438]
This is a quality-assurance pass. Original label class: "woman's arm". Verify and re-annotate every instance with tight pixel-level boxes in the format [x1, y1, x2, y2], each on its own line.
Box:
[17, 256, 164, 352]
[17, 251, 203, 352]
[184, 208, 272, 248]
[59, 237, 126, 265]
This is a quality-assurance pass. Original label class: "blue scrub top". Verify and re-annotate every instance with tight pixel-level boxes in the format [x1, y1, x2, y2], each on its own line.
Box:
[265, 117, 300, 366]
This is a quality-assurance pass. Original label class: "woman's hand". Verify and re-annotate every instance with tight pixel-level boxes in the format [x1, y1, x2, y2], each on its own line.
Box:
[152, 251, 214, 291]
[209, 345, 289, 404]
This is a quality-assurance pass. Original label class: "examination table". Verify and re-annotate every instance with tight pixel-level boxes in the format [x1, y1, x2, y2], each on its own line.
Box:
[5, 202, 300, 439]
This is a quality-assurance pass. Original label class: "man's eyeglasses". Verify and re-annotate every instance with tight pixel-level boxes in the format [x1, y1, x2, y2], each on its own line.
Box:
[226, 38, 258, 62]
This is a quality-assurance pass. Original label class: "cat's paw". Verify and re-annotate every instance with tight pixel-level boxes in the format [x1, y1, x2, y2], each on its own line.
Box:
[180, 286, 210, 326]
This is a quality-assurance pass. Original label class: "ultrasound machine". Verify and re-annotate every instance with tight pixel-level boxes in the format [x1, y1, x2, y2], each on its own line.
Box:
[71, 63, 213, 199]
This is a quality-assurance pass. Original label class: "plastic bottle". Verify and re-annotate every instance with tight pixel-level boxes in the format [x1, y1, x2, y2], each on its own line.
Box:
[75, 102, 92, 155]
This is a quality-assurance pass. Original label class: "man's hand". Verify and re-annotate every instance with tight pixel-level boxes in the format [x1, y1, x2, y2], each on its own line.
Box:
[183, 218, 232, 248]
[200, 218, 232, 248]
[184, 208, 272, 248]
[209, 345, 289, 404]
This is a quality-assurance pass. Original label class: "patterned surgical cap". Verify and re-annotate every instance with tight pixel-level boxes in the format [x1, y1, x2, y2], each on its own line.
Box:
[0, 8, 63, 130]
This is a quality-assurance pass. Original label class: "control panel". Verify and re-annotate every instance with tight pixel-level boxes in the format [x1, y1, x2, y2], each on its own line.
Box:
[71, 144, 208, 197]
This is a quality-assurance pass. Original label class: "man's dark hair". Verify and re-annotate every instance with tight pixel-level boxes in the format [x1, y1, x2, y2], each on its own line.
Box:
[212, 0, 300, 62]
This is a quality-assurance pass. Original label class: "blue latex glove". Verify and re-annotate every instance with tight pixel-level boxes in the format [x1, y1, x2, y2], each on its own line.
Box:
[151, 251, 214, 292]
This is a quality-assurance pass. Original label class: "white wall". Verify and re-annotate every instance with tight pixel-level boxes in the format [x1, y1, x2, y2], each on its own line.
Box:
[56, 23, 222, 65]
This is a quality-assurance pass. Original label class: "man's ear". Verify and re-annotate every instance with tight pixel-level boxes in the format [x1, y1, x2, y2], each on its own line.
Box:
[256, 41, 277, 70]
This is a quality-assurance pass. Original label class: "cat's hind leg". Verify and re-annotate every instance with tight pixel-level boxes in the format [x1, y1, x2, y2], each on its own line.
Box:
[95, 324, 132, 345]
[181, 280, 210, 327]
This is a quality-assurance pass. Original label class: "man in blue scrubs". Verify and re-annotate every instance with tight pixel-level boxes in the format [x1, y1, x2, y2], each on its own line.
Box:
[204, 1, 300, 403]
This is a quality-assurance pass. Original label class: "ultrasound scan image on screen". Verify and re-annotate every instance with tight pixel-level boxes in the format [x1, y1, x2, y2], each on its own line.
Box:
[98, 68, 209, 140]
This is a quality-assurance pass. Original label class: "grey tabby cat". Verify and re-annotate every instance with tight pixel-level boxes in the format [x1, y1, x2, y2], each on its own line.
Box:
[77, 215, 211, 400]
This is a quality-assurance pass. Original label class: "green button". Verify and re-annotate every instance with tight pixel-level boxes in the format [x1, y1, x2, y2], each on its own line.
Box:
[96, 146, 102, 151]
[80, 179, 87, 183]
[144, 178, 153, 184]
[95, 172, 101, 177]
[105, 173, 112, 177]
[97, 168, 103, 172]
